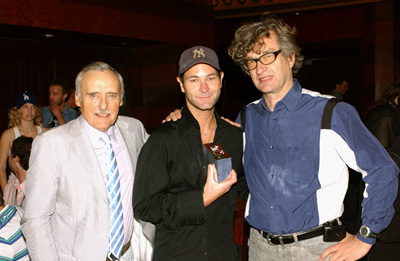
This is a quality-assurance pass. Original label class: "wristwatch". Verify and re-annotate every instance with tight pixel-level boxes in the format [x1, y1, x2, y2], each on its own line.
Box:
[359, 225, 379, 239]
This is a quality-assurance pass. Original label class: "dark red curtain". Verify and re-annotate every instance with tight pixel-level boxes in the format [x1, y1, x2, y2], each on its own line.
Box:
[0, 56, 53, 132]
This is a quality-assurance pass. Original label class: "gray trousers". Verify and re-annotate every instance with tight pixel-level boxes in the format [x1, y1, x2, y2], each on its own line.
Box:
[248, 227, 337, 261]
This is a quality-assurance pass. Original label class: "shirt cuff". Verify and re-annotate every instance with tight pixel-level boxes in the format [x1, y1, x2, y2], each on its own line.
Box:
[356, 233, 376, 245]
[176, 189, 206, 226]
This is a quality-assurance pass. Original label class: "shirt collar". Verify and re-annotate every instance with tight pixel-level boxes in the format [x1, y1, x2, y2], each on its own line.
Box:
[260, 78, 302, 113]
[179, 107, 199, 132]
[13, 178, 21, 189]
[179, 107, 223, 136]
[19, 180, 26, 191]
[63, 103, 70, 114]
[81, 116, 117, 146]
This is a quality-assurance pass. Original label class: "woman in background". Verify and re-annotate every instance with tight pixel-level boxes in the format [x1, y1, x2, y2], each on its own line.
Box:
[0, 92, 45, 199]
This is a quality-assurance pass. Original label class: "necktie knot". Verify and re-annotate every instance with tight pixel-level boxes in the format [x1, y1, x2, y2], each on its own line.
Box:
[100, 133, 111, 145]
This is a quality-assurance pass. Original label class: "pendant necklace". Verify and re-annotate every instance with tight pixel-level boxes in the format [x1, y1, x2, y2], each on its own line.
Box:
[201, 118, 217, 143]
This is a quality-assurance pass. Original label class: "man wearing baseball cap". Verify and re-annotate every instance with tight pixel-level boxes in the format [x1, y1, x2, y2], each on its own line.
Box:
[133, 46, 247, 260]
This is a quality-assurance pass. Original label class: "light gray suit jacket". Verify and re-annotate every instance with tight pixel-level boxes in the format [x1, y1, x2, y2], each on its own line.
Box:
[22, 115, 151, 261]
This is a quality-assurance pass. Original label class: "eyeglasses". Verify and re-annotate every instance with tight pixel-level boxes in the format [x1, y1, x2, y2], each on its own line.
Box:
[245, 50, 282, 71]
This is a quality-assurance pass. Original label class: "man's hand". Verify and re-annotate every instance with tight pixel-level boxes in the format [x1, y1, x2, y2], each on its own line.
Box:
[49, 102, 66, 125]
[161, 108, 241, 129]
[49, 102, 62, 119]
[319, 233, 372, 261]
[203, 164, 237, 207]
[220, 116, 241, 128]
[162, 108, 182, 123]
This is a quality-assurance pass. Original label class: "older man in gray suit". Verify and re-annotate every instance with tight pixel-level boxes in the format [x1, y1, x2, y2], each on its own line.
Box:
[22, 62, 152, 261]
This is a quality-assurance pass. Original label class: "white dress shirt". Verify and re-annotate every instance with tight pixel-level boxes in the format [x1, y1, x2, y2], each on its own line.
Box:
[81, 117, 134, 245]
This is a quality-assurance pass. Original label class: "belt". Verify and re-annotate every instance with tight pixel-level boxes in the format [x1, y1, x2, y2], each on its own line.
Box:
[106, 242, 131, 261]
[255, 219, 340, 245]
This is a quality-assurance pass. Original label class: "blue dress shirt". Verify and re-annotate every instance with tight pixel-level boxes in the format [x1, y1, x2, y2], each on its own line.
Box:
[42, 104, 80, 127]
[237, 79, 398, 245]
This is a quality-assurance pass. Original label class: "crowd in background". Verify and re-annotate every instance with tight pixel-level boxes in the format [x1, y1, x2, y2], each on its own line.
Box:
[0, 13, 399, 261]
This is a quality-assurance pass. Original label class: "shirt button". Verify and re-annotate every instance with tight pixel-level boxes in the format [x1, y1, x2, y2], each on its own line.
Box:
[104, 233, 108, 238]
[272, 117, 277, 120]
[204, 252, 207, 255]
[270, 205, 275, 209]
[270, 145, 274, 149]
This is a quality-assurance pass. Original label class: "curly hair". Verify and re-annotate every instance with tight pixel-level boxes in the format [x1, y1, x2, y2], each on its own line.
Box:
[7, 106, 44, 128]
[375, 78, 400, 106]
[228, 13, 304, 76]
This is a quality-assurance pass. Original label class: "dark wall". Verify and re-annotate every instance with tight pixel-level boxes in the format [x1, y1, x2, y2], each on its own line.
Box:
[0, 1, 398, 133]
[0, 0, 216, 133]
[0, 0, 215, 46]
[0, 38, 133, 132]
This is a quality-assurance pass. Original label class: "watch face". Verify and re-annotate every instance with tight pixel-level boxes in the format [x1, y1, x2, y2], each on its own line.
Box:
[360, 226, 369, 236]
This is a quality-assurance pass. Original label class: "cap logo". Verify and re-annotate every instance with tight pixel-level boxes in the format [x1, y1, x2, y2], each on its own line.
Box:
[192, 48, 205, 59]
[23, 93, 30, 100]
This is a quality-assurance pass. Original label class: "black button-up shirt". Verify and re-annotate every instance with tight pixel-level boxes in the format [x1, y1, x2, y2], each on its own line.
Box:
[133, 107, 247, 261]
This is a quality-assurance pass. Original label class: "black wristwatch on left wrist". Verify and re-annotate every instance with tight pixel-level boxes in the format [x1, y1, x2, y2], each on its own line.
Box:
[359, 225, 380, 239]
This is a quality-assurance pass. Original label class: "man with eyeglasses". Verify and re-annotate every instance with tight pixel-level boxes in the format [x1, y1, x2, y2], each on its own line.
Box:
[227, 14, 398, 260]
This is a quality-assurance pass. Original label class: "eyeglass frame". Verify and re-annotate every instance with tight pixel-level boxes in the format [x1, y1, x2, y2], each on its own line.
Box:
[245, 50, 282, 71]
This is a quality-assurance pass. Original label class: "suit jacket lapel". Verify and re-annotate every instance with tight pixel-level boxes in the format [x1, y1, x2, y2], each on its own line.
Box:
[116, 118, 137, 180]
[116, 118, 156, 247]
[68, 118, 107, 200]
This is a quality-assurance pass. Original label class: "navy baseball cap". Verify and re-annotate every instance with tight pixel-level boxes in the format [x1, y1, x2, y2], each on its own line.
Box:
[179, 46, 221, 75]
[15, 91, 39, 108]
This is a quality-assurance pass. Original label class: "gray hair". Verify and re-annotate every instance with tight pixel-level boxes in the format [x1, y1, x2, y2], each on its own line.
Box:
[75, 61, 124, 101]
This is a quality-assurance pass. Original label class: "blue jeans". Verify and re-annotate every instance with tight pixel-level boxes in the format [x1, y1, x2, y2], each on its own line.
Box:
[248, 228, 336, 261]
